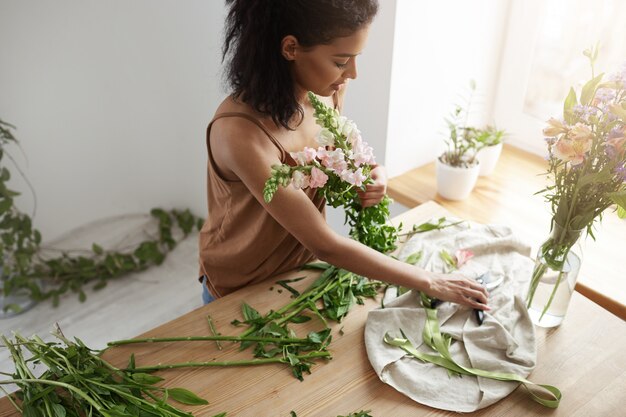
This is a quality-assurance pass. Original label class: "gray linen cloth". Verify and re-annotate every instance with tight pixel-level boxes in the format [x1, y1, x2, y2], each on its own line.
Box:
[364, 220, 537, 412]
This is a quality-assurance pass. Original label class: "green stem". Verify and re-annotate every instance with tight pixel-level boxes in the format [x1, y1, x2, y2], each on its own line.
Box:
[526, 262, 548, 308]
[0, 386, 22, 414]
[539, 270, 566, 321]
[107, 334, 313, 347]
[0, 378, 104, 412]
[130, 351, 332, 372]
[239, 267, 337, 338]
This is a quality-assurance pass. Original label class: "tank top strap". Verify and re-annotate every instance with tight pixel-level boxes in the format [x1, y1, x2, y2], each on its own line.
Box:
[208, 112, 287, 161]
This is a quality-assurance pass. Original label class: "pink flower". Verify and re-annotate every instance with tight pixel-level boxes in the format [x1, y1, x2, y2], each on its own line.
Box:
[317, 148, 348, 173]
[290, 147, 318, 166]
[543, 118, 568, 137]
[340, 167, 367, 187]
[454, 249, 474, 268]
[351, 138, 376, 166]
[568, 123, 593, 141]
[291, 170, 310, 189]
[309, 167, 329, 188]
[552, 125, 593, 165]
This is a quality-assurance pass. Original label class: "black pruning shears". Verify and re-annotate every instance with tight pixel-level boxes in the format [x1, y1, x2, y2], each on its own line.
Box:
[474, 271, 502, 325]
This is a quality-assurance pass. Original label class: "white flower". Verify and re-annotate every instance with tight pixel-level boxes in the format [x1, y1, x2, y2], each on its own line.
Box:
[291, 170, 310, 189]
[317, 128, 336, 147]
[341, 119, 358, 139]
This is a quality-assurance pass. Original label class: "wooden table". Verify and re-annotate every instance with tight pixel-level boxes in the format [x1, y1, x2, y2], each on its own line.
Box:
[1, 202, 624, 417]
[388, 144, 626, 320]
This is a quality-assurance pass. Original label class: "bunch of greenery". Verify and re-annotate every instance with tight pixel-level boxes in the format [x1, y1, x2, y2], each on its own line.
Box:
[108, 262, 382, 381]
[0, 327, 211, 417]
[0, 119, 204, 312]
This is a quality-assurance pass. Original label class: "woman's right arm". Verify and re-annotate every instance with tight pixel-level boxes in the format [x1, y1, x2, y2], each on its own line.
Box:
[211, 119, 489, 310]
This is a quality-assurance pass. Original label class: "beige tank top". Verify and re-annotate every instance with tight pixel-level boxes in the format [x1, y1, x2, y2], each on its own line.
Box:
[198, 112, 326, 297]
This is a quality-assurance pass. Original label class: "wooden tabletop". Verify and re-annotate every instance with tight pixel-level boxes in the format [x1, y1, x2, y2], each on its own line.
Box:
[388, 144, 626, 320]
[1, 201, 624, 417]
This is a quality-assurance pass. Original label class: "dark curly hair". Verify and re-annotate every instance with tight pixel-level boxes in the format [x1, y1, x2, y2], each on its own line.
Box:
[222, 0, 379, 129]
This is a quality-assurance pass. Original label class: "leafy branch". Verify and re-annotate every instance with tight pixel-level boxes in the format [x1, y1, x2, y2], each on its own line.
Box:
[0, 118, 204, 312]
[108, 262, 383, 381]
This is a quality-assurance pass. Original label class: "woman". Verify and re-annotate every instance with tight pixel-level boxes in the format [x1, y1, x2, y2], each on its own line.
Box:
[199, 0, 489, 311]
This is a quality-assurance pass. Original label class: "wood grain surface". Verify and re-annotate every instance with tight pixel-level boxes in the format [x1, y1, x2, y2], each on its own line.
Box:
[1, 202, 624, 416]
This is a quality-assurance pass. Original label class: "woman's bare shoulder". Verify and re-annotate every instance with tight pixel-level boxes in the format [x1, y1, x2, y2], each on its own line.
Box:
[208, 97, 282, 179]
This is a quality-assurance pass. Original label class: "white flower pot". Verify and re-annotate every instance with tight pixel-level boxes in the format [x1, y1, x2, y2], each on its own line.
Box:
[476, 142, 503, 176]
[435, 158, 480, 201]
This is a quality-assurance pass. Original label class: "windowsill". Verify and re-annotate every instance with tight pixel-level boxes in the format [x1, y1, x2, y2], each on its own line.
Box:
[387, 144, 626, 320]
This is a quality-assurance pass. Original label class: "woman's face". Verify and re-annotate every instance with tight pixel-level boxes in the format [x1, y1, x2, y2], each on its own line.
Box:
[289, 26, 370, 98]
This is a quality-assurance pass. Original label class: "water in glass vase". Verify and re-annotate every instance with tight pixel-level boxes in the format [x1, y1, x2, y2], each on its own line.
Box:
[527, 250, 581, 327]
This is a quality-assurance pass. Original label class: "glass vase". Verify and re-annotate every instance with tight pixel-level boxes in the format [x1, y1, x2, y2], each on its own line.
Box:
[526, 224, 583, 328]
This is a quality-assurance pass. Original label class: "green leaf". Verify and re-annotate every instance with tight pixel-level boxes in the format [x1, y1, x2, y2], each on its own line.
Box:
[211, 413, 227, 417]
[51, 403, 67, 417]
[580, 73, 604, 105]
[439, 249, 457, 270]
[609, 191, 626, 213]
[276, 279, 301, 297]
[241, 302, 261, 322]
[92, 243, 104, 255]
[131, 372, 164, 385]
[127, 353, 136, 370]
[307, 328, 331, 344]
[563, 87, 578, 124]
[404, 251, 423, 265]
[618, 206, 626, 219]
[0, 197, 11, 214]
[288, 315, 312, 324]
[167, 387, 209, 405]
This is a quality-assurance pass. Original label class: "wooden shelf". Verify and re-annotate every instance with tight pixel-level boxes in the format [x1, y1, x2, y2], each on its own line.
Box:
[388, 144, 626, 320]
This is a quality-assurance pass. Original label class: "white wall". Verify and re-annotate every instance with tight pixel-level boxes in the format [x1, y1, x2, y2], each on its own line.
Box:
[1, 0, 508, 241]
[385, 0, 510, 177]
[0, 0, 224, 240]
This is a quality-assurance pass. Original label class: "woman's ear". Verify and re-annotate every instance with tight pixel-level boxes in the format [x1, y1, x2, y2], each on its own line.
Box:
[281, 35, 299, 61]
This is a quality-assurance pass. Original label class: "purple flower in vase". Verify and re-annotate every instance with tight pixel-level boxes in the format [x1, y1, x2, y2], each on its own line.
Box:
[573, 104, 596, 122]
[595, 88, 616, 103]
[616, 164, 626, 182]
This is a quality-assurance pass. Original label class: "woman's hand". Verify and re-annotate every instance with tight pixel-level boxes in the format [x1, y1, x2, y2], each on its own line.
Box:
[425, 271, 490, 310]
[358, 165, 388, 208]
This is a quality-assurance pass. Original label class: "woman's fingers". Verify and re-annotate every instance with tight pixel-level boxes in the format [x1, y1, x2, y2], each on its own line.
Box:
[428, 272, 491, 309]
[357, 184, 386, 207]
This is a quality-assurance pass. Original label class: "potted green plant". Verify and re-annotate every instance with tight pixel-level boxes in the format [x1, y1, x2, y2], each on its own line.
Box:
[436, 82, 481, 200]
[473, 125, 507, 176]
